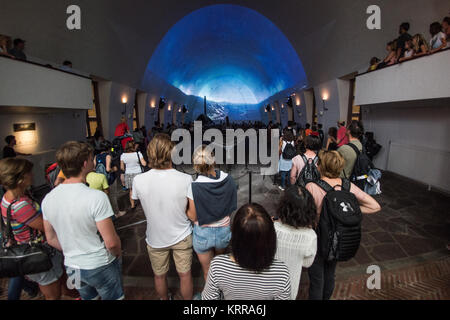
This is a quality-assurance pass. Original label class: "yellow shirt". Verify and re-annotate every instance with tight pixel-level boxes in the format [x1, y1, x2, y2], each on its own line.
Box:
[86, 172, 109, 191]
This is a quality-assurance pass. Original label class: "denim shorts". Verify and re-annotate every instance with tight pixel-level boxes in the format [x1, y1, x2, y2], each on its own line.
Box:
[26, 246, 64, 286]
[193, 224, 231, 254]
[66, 257, 124, 300]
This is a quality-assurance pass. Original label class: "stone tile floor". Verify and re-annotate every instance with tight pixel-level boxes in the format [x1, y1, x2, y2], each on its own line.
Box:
[1, 166, 449, 300]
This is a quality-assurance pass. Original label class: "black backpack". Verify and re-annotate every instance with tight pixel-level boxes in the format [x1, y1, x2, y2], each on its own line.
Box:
[111, 137, 124, 163]
[313, 179, 362, 262]
[282, 142, 297, 160]
[347, 143, 374, 190]
[296, 154, 320, 187]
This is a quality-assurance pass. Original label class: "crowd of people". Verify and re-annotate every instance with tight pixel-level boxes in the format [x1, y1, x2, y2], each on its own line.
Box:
[367, 18, 449, 72]
[0, 114, 382, 300]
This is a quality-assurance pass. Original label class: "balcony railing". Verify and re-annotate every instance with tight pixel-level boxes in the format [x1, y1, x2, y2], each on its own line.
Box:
[0, 55, 93, 110]
[355, 48, 450, 106]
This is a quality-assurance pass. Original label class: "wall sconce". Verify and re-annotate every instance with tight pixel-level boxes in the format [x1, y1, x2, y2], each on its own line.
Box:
[122, 96, 128, 115]
[296, 98, 301, 106]
[322, 93, 329, 111]
[178, 107, 182, 113]
[168, 105, 171, 111]
[271, 106, 275, 111]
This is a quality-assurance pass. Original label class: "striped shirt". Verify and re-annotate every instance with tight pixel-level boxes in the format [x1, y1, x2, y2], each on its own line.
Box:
[202, 254, 291, 300]
[1, 196, 45, 244]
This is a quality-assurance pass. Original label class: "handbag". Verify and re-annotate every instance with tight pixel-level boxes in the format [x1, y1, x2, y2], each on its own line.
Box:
[0, 200, 53, 278]
[136, 151, 149, 173]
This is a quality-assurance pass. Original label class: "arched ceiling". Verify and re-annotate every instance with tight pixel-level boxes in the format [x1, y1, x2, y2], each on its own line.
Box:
[143, 4, 307, 104]
[0, 0, 447, 93]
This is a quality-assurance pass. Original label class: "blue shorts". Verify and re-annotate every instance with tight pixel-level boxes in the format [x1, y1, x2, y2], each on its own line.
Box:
[193, 224, 231, 254]
[65, 258, 124, 300]
[26, 246, 64, 286]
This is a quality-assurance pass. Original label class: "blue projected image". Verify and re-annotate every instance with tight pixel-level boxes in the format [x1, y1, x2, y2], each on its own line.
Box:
[142, 4, 307, 121]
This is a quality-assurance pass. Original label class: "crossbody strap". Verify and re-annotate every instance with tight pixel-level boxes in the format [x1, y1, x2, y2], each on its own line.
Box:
[2, 199, 19, 246]
[347, 143, 361, 157]
[136, 151, 144, 173]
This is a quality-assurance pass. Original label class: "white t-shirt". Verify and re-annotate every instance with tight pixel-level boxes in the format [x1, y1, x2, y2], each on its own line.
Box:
[42, 183, 115, 270]
[430, 32, 446, 49]
[132, 169, 193, 248]
[120, 151, 143, 174]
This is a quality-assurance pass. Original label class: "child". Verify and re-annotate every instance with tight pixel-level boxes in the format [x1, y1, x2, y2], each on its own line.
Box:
[86, 170, 109, 194]
[399, 39, 414, 62]
[377, 41, 397, 69]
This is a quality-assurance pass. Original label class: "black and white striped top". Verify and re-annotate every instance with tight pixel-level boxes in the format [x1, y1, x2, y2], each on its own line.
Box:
[201, 254, 291, 300]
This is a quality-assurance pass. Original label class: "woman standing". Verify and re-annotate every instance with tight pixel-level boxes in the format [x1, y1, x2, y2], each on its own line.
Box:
[0, 158, 76, 300]
[411, 34, 429, 58]
[278, 130, 296, 191]
[305, 151, 381, 300]
[186, 146, 237, 297]
[0, 35, 14, 58]
[120, 141, 146, 213]
[202, 203, 291, 300]
[429, 22, 447, 54]
[326, 127, 338, 151]
[274, 185, 317, 300]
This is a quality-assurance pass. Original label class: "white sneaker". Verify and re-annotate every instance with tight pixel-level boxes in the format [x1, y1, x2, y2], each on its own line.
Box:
[278, 186, 285, 191]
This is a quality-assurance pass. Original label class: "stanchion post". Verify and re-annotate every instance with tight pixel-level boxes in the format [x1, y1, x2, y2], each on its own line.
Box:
[249, 171, 252, 204]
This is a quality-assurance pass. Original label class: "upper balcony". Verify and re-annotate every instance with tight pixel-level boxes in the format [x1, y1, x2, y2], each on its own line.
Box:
[0, 55, 93, 110]
[355, 48, 450, 107]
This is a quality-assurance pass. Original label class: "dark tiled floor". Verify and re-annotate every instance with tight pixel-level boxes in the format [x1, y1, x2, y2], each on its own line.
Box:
[1, 167, 448, 300]
[112, 167, 449, 293]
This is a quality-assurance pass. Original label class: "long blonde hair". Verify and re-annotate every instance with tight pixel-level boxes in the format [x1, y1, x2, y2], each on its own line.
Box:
[192, 145, 216, 175]
[412, 34, 429, 52]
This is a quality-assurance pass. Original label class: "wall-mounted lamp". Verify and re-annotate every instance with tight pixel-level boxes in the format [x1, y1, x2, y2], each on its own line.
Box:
[168, 105, 172, 111]
[271, 106, 275, 111]
[122, 96, 128, 115]
[322, 93, 329, 111]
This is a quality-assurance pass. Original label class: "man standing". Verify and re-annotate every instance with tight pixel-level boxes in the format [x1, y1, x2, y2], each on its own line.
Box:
[396, 22, 412, 61]
[8, 38, 27, 60]
[3, 135, 31, 158]
[132, 134, 193, 300]
[114, 116, 130, 137]
[42, 141, 123, 300]
[336, 121, 349, 147]
[337, 121, 364, 179]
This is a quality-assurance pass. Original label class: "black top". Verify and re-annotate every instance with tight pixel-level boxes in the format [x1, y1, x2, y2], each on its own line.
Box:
[3, 146, 16, 158]
[413, 39, 426, 54]
[191, 170, 238, 226]
[397, 33, 412, 56]
[8, 48, 27, 60]
[328, 142, 338, 151]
